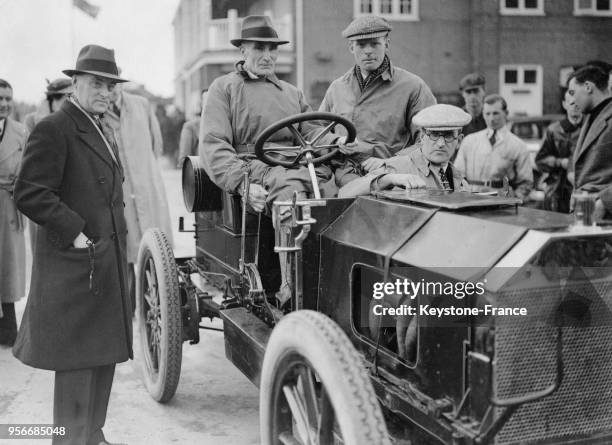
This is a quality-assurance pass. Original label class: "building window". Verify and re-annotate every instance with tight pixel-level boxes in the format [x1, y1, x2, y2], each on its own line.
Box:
[505, 69, 519, 84]
[354, 0, 419, 20]
[500, 0, 545, 15]
[574, 0, 612, 15]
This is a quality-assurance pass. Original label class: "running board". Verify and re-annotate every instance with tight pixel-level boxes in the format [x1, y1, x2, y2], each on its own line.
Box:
[220, 307, 271, 387]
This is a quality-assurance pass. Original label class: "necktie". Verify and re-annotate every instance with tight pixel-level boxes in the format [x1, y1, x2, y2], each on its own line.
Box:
[95, 116, 122, 169]
[489, 129, 497, 147]
[439, 167, 451, 190]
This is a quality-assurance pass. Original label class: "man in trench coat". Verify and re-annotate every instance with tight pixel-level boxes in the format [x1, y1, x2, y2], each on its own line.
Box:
[0, 79, 28, 346]
[106, 84, 173, 304]
[12, 45, 131, 445]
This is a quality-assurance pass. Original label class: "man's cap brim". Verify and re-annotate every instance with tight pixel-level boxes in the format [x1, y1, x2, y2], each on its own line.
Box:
[62, 69, 128, 83]
[423, 126, 465, 131]
[230, 37, 290, 47]
[346, 30, 389, 40]
[47, 86, 74, 96]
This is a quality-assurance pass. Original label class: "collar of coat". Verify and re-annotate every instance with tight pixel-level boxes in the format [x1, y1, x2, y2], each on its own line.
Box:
[352, 56, 394, 84]
[235, 61, 283, 90]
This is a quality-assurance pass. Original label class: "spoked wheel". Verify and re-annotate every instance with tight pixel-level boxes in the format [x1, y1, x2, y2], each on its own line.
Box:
[260, 311, 390, 445]
[136, 228, 182, 403]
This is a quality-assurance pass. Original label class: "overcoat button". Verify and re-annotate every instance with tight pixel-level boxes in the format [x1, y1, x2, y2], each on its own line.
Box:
[98, 176, 106, 184]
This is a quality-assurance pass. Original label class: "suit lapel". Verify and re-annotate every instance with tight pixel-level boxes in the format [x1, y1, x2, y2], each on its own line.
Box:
[0, 119, 25, 164]
[63, 101, 115, 171]
[575, 102, 612, 163]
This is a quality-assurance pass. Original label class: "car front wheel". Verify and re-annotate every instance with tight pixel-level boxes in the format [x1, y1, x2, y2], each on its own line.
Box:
[260, 310, 390, 445]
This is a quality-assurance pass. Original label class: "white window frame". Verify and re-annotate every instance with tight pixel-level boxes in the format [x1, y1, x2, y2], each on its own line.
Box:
[354, 0, 419, 21]
[574, 0, 612, 16]
[499, 0, 545, 16]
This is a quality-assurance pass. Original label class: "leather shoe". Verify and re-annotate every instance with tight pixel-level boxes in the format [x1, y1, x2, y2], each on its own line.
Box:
[96, 441, 127, 445]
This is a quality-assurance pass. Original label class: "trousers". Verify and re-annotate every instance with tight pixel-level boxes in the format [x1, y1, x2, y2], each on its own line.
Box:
[53, 364, 115, 445]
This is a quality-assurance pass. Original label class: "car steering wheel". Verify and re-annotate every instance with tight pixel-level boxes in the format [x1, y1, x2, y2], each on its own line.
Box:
[254, 112, 357, 168]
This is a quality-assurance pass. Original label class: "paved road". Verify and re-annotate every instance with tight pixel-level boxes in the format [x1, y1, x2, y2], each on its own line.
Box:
[0, 161, 260, 445]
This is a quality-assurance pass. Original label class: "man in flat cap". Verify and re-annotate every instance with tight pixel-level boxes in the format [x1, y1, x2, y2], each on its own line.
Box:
[458, 72, 487, 137]
[455, 94, 533, 200]
[320, 15, 436, 187]
[339, 104, 470, 197]
[13, 44, 131, 445]
[200, 16, 344, 304]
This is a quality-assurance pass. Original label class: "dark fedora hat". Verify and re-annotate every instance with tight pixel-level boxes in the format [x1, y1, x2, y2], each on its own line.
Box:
[63, 44, 127, 82]
[230, 15, 289, 48]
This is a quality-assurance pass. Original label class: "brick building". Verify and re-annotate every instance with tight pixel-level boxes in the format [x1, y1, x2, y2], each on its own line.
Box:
[173, 0, 612, 117]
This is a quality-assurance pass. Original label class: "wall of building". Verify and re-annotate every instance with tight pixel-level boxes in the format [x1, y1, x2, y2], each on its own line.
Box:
[474, 0, 612, 113]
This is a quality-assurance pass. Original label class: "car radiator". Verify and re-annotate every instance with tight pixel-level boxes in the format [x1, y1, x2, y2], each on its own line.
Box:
[493, 281, 612, 444]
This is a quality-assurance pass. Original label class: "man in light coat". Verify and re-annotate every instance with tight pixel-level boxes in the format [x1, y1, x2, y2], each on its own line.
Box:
[13, 45, 131, 445]
[567, 65, 612, 219]
[107, 83, 173, 301]
[0, 79, 28, 346]
[455, 94, 533, 201]
[320, 15, 436, 186]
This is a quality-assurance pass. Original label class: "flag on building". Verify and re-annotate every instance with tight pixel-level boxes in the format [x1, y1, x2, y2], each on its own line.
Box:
[73, 0, 100, 18]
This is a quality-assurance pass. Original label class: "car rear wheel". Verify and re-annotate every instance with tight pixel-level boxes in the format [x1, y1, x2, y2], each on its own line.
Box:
[136, 228, 182, 403]
[260, 310, 390, 445]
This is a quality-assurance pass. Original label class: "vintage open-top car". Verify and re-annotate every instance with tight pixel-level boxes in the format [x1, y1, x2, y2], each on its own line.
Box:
[135, 112, 612, 445]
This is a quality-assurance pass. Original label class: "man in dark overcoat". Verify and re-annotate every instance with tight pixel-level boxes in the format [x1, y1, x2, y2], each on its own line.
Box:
[12, 44, 132, 445]
[568, 65, 612, 220]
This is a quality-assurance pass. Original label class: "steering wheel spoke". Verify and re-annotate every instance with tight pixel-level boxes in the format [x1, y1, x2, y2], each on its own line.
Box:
[310, 121, 337, 146]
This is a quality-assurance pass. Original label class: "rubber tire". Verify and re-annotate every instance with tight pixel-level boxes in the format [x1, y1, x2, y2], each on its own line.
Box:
[136, 228, 182, 403]
[260, 310, 390, 445]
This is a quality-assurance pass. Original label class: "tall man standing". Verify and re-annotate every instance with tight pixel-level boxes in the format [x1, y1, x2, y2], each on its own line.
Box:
[319, 15, 436, 186]
[567, 65, 612, 219]
[455, 94, 533, 201]
[0, 79, 28, 346]
[13, 45, 131, 445]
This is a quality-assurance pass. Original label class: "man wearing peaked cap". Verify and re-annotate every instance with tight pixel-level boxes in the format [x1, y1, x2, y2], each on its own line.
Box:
[320, 15, 436, 187]
[339, 104, 471, 197]
[13, 44, 130, 445]
[24, 78, 75, 133]
[458, 72, 487, 138]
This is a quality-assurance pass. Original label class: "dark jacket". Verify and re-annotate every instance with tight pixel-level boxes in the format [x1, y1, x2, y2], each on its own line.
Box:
[535, 118, 580, 213]
[574, 99, 612, 216]
[12, 100, 133, 371]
